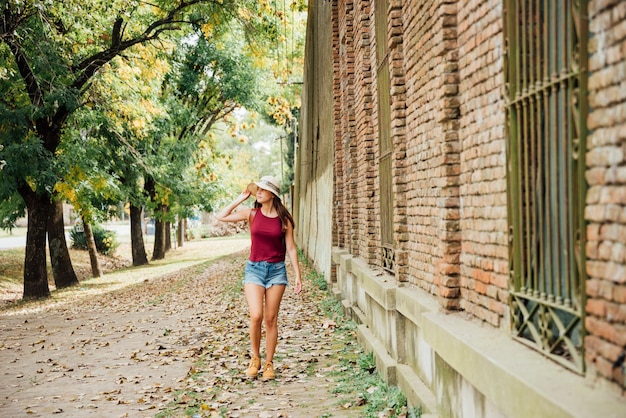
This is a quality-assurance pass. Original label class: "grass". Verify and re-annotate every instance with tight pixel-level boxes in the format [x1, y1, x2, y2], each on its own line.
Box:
[0, 244, 122, 312]
[300, 262, 420, 418]
[309, 268, 328, 291]
[330, 346, 421, 417]
[0, 232, 250, 313]
[0, 248, 25, 285]
[331, 350, 402, 416]
[0, 226, 27, 238]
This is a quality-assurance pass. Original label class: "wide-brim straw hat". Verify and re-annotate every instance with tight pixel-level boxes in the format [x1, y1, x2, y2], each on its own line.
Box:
[247, 175, 281, 197]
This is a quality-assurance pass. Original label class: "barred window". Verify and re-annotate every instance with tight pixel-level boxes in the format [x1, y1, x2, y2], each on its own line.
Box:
[504, 0, 588, 373]
[375, 0, 394, 273]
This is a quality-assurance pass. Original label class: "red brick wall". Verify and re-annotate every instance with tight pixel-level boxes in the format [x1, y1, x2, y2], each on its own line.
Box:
[389, 0, 409, 282]
[334, 0, 382, 266]
[353, 1, 378, 266]
[326, 0, 626, 394]
[457, 0, 508, 326]
[332, 1, 343, 249]
[335, 0, 358, 257]
[585, 0, 626, 395]
[401, 0, 463, 309]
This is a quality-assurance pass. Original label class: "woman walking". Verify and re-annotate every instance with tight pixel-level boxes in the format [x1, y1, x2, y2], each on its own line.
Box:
[216, 175, 302, 381]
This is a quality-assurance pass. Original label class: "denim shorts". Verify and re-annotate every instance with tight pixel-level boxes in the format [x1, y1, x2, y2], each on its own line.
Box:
[243, 260, 289, 288]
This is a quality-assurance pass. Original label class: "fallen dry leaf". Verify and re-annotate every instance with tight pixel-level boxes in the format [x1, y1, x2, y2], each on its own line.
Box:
[0, 240, 374, 417]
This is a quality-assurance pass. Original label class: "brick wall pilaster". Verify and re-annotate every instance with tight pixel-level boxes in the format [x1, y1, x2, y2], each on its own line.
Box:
[457, 0, 507, 327]
[336, 0, 357, 256]
[388, 0, 409, 282]
[585, 0, 626, 395]
[434, 1, 461, 310]
[332, 0, 343, 250]
[353, 1, 377, 264]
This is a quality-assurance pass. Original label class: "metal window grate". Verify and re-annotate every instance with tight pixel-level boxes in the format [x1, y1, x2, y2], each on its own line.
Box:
[376, 0, 394, 273]
[504, 0, 588, 373]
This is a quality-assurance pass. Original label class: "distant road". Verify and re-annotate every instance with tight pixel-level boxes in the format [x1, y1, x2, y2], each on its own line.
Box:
[0, 236, 25, 250]
[0, 223, 131, 251]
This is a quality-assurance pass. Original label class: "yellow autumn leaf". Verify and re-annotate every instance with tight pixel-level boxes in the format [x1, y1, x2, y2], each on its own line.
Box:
[201, 23, 214, 38]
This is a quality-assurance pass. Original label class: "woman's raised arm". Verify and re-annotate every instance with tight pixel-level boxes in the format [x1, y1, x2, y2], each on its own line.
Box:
[215, 191, 252, 223]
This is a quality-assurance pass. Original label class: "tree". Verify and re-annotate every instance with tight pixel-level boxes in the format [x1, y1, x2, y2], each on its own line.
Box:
[145, 28, 267, 258]
[81, 218, 102, 278]
[0, 0, 278, 298]
[71, 42, 173, 265]
[249, 1, 306, 197]
[55, 115, 124, 277]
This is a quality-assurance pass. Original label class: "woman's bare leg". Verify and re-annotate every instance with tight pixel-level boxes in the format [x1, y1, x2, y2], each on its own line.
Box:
[244, 283, 266, 357]
[263, 284, 286, 363]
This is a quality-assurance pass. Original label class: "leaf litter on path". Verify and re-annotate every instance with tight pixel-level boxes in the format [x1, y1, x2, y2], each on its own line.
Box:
[0, 238, 369, 417]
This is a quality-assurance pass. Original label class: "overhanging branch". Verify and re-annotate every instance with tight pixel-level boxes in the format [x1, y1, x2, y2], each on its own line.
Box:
[1, 8, 44, 107]
[71, 0, 206, 92]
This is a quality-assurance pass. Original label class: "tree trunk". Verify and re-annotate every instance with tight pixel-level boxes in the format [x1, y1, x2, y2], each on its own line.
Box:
[165, 221, 172, 251]
[143, 176, 165, 260]
[130, 204, 149, 266]
[177, 217, 184, 248]
[20, 189, 50, 299]
[82, 217, 102, 278]
[48, 199, 79, 289]
[185, 218, 192, 241]
[152, 215, 166, 260]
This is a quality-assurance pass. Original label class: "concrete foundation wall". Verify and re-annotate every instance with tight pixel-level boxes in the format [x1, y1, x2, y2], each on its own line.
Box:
[333, 247, 626, 417]
[294, 0, 334, 279]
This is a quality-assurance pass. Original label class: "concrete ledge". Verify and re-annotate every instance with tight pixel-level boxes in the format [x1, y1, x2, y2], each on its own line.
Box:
[396, 364, 437, 415]
[357, 324, 397, 385]
[340, 298, 351, 317]
[330, 248, 626, 418]
[332, 247, 352, 269]
[396, 285, 439, 326]
[350, 302, 367, 325]
[422, 309, 626, 418]
[352, 257, 396, 310]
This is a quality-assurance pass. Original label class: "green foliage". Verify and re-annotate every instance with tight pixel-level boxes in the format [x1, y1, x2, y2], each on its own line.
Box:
[0, 0, 308, 299]
[357, 351, 376, 371]
[303, 269, 345, 322]
[0, 0, 278, 205]
[148, 27, 271, 216]
[210, 110, 289, 207]
[308, 269, 328, 291]
[297, 248, 310, 267]
[331, 351, 411, 418]
[298, 254, 419, 418]
[0, 192, 25, 230]
[170, 31, 263, 113]
[55, 116, 125, 225]
[0, 0, 305, 215]
[321, 297, 345, 325]
[69, 224, 119, 256]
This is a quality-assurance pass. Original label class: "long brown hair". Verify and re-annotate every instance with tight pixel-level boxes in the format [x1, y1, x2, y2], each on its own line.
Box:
[254, 196, 295, 232]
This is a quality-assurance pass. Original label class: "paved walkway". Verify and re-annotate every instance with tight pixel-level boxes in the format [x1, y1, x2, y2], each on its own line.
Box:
[0, 239, 373, 417]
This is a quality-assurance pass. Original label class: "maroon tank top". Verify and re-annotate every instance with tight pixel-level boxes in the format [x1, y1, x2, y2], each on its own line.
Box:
[249, 209, 285, 263]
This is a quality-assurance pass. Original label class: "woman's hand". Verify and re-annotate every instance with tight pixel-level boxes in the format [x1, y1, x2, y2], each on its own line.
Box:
[238, 190, 252, 203]
[294, 277, 302, 294]
[215, 190, 252, 222]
